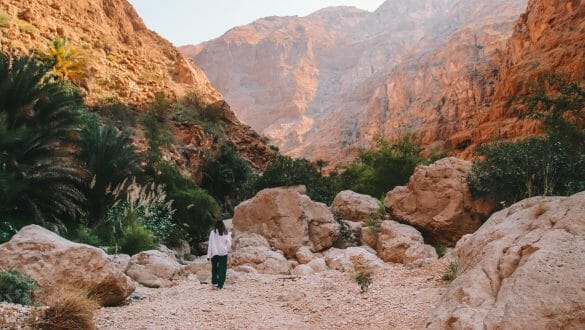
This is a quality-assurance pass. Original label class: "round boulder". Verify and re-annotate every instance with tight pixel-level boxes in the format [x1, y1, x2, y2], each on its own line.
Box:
[233, 186, 339, 258]
[0, 225, 135, 305]
[331, 190, 380, 223]
[384, 157, 496, 245]
[376, 220, 437, 266]
[126, 250, 182, 288]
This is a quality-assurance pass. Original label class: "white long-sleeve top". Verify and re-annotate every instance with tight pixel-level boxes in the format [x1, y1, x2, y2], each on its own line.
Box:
[207, 230, 232, 259]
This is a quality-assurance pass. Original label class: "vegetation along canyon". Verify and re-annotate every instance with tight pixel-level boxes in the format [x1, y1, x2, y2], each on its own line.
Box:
[0, 0, 584, 328]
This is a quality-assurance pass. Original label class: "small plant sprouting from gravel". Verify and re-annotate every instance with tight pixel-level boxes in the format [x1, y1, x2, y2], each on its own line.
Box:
[354, 265, 373, 292]
[434, 244, 449, 258]
[442, 261, 458, 282]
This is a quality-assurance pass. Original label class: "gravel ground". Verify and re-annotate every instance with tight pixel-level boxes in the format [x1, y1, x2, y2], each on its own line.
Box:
[96, 260, 448, 329]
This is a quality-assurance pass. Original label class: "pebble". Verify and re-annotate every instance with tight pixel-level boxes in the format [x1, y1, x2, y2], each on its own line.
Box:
[91, 260, 448, 329]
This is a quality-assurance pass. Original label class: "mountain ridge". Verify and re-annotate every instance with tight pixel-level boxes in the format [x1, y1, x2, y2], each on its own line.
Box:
[183, 0, 533, 163]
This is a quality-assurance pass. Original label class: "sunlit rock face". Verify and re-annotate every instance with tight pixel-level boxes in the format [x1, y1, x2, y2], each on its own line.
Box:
[1, 0, 274, 170]
[184, 0, 533, 163]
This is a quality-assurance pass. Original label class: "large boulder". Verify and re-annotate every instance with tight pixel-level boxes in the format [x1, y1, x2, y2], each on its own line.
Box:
[331, 190, 380, 222]
[126, 250, 182, 288]
[384, 157, 496, 245]
[324, 247, 385, 272]
[0, 225, 135, 305]
[230, 233, 290, 274]
[376, 220, 437, 266]
[233, 186, 339, 258]
[427, 193, 585, 329]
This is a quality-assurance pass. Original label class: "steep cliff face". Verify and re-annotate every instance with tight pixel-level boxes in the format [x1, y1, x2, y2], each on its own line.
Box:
[469, 0, 585, 148]
[0, 0, 272, 170]
[185, 0, 528, 162]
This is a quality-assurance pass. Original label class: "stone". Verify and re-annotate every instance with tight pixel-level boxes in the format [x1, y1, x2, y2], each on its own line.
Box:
[324, 247, 385, 272]
[182, 258, 211, 282]
[292, 264, 315, 276]
[342, 220, 363, 237]
[295, 246, 316, 264]
[331, 191, 381, 223]
[108, 254, 131, 274]
[360, 226, 378, 249]
[376, 221, 437, 266]
[126, 250, 182, 288]
[385, 158, 496, 245]
[427, 193, 585, 329]
[0, 225, 134, 305]
[233, 186, 339, 258]
[229, 234, 290, 275]
[287, 259, 299, 269]
[306, 258, 328, 273]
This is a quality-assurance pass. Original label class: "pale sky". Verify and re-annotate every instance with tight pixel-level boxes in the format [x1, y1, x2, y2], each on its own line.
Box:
[128, 0, 386, 46]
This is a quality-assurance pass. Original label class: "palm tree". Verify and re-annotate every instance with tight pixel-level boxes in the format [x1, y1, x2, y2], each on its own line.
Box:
[45, 36, 86, 83]
[77, 116, 141, 229]
[315, 159, 328, 175]
[0, 53, 86, 226]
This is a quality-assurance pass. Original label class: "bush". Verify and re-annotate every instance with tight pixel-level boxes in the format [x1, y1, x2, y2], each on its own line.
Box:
[0, 221, 17, 243]
[246, 155, 337, 204]
[434, 244, 449, 258]
[202, 144, 251, 206]
[0, 12, 11, 28]
[354, 266, 373, 293]
[336, 135, 439, 199]
[468, 137, 584, 203]
[0, 270, 40, 305]
[471, 73, 585, 204]
[149, 162, 219, 246]
[72, 226, 102, 247]
[442, 261, 458, 282]
[35, 287, 98, 330]
[118, 223, 156, 256]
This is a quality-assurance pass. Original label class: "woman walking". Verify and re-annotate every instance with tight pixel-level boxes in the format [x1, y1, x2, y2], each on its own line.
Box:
[207, 220, 231, 289]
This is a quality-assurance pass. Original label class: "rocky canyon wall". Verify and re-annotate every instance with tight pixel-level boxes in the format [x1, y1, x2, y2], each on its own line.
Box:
[185, 0, 541, 163]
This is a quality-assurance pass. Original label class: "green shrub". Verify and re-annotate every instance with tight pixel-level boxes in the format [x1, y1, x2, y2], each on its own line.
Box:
[118, 223, 156, 255]
[103, 179, 174, 252]
[442, 261, 458, 282]
[17, 20, 37, 34]
[0, 270, 40, 305]
[434, 244, 449, 258]
[0, 221, 17, 243]
[149, 162, 219, 246]
[0, 12, 11, 28]
[468, 137, 584, 203]
[354, 266, 373, 292]
[472, 73, 585, 204]
[336, 135, 437, 199]
[73, 226, 102, 247]
[246, 155, 337, 204]
[202, 144, 251, 206]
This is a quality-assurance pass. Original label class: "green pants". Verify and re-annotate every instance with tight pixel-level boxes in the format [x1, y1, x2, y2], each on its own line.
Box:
[211, 255, 228, 288]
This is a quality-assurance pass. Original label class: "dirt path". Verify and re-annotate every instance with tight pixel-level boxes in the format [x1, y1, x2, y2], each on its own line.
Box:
[96, 261, 447, 329]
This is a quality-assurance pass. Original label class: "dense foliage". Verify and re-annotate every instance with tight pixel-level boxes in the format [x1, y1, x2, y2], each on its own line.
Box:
[202, 144, 251, 207]
[335, 136, 444, 199]
[469, 73, 585, 203]
[244, 155, 337, 205]
[0, 270, 40, 305]
[0, 53, 86, 228]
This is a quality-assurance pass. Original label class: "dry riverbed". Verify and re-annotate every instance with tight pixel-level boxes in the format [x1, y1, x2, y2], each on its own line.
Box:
[96, 260, 448, 329]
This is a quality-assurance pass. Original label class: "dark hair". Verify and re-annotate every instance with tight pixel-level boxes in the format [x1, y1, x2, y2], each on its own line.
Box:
[214, 220, 228, 236]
